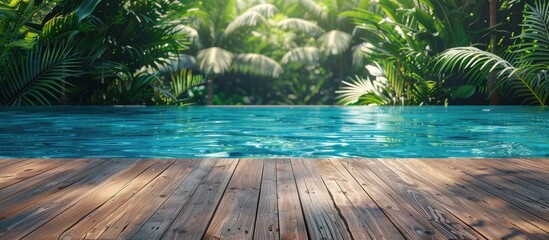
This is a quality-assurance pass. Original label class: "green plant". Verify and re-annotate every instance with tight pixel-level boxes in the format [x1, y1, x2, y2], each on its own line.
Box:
[337, 0, 470, 106]
[0, 0, 99, 106]
[435, 0, 549, 105]
[181, 1, 283, 104]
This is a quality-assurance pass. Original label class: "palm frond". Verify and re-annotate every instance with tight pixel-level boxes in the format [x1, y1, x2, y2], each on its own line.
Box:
[336, 75, 389, 105]
[277, 18, 325, 37]
[174, 25, 202, 48]
[351, 42, 375, 67]
[197, 47, 234, 75]
[232, 53, 283, 78]
[154, 69, 204, 105]
[318, 30, 351, 56]
[515, 0, 549, 66]
[436, 47, 516, 79]
[0, 2, 17, 18]
[436, 47, 548, 105]
[0, 44, 82, 106]
[280, 47, 321, 65]
[246, 3, 278, 18]
[224, 6, 269, 36]
[40, 13, 80, 43]
[296, 0, 325, 20]
[75, 0, 102, 22]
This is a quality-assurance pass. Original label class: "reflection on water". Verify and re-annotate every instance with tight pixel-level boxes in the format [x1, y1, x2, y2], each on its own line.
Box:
[0, 106, 548, 158]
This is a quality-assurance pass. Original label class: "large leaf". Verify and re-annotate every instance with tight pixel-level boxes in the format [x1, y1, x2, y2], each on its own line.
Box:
[436, 47, 548, 105]
[336, 75, 389, 105]
[281, 47, 321, 65]
[318, 30, 351, 56]
[0, 3, 16, 18]
[246, 3, 278, 18]
[514, 0, 549, 66]
[232, 53, 283, 78]
[295, 0, 325, 20]
[0, 44, 82, 106]
[224, 3, 277, 36]
[197, 47, 234, 75]
[75, 0, 102, 22]
[224, 10, 268, 36]
[278, 18, 325, 37]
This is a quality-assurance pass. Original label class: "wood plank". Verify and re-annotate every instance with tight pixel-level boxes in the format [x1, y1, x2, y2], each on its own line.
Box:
[511, 158, 549, 171]
[0, 159, 151, 239]
[0, 158, 114, 220]
[161, 158, 238, 240]
[0, 158, 29, 169]
[277, 158, 308, 240]
[476, 159, 549, 194]
[415, 159, 549, 226]
[291, 158, 351, 240]
[0, 159, 89, 201]
[381, 159, 546, 239]
[100, 160, 198, 238]
[447, 159, 549, 213]
[500, 158, 549, 183]
[83, 160, 199, 239]
[0, 158, 48, 189]
[317, 159, 405, 240]
[27, 159, 175, 239]
[131, 159, 218, 240]
[253, 160, 279, 240]
[205, 159, 263, 239]
[341, 159, 468, 240]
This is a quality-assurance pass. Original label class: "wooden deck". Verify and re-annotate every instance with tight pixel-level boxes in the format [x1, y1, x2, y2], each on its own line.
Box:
[0, 158, 548, 239]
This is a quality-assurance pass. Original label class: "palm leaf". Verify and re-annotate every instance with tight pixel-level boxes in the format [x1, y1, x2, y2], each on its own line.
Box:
[174, 25, 201, 48]
[232, 53, 283, 78]
[0, 44, 82, 106]
[514, 0, 549, 66]
[75, 0, 102, 22]
[197, 47, 234, 75]
[336, 75, 389, 105]
[318, 30, 351, 56]
[0, 2, 16, 18]
[436, 47, 547, 105]
[246, 3, 278, 18]
[296, 0, 325, 20]
[351, 42, 375, 67]
[280, 47, 321, 65]
[277, 18, 325, 37]
[224, 3, 278, 36]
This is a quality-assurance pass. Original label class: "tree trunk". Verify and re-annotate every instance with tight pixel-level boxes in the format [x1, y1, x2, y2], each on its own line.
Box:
[207, 77, 214, 105]
[488, 0, 500, 105]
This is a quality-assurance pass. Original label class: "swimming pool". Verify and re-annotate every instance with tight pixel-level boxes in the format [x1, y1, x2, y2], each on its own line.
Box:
[0, 106, 547, 158]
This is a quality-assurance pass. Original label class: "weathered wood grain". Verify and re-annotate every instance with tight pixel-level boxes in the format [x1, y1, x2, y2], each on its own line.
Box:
[291, 158, 351, 240]
[25, 160, 174, 240]
[341, 159, 459, 240]
[89, 160, 199, 239]
[254, 160, 279, 240]
[316, 159, 404, 240]
[0, 158, 88, 201]
[205, 158, 263, 240]
[277, 158, 308, 240]
[131, 159, 217, 240]
[161, 158, 238, 240]
[0, 158, 29, 169]
[382, 159, 546, 239]
[0, 158, 547, 240]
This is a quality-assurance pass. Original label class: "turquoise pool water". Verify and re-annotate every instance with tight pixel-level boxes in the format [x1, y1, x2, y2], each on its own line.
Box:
[0, 106, 547, 158]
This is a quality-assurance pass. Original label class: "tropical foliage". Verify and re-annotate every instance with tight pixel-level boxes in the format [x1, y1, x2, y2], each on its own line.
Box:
[0, 0, 545, 106]
[0, 0, 202, 106]
[436, 0, 549, 105]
